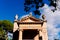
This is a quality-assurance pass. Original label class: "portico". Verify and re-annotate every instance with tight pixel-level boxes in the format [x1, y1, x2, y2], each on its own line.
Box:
[13, 13, 48, 40]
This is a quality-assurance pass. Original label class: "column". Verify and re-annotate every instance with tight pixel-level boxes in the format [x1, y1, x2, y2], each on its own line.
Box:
[42, 21, 48, 40]
[38, 30, 42, 37]
[19, 29, 23, 40]
[42, 29, 48, 40]
[34, 34, 39, 40]
[38, 29, 42, 40]
[42, 14, 48, 40]
[13, 20, 18, 32]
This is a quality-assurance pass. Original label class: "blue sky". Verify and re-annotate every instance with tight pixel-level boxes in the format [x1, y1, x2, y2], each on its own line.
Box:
[0, 0, 49, 22]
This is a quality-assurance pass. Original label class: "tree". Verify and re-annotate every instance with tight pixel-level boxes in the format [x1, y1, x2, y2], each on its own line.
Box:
[24, 0, 57, 15]
[24, 0, 44, 15]
[48, 0, 56, 8]
[0, 27, 5, 40]
[0, 20, 13, 40]
[2, 20, 13, 32]
[48, 0, 56, 12]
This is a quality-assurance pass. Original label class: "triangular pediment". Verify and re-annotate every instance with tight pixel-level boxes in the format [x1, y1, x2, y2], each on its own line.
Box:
[20, 16, 42, 22]
[20, 18, 35, 22]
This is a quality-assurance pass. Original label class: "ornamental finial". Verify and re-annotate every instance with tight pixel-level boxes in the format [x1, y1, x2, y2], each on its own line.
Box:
[15, 14, 18, 20]
[29, 12, 32, 16]
[42, 14, 46, 20]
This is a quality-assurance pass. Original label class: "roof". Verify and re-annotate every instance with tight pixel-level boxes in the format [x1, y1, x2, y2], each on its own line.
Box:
[20, 16, 42, 22]
[17, 14, 43, 24]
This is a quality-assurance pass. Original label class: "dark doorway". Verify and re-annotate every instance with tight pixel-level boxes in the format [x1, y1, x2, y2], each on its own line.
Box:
[23, 29, 39, 40]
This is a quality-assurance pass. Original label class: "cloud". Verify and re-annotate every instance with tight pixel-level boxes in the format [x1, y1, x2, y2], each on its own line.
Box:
[39, 4, 60, 40]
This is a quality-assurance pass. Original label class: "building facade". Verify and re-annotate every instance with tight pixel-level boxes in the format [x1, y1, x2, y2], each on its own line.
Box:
[13, 13, 48, 40]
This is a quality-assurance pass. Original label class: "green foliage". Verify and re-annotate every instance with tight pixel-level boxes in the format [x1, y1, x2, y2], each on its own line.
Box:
[2, 20, 13, 32]
[0, 20, 13, 32]
[0, 27, 4, 37]
[0, 20, 13, 40]
[0, 27, 5, 40]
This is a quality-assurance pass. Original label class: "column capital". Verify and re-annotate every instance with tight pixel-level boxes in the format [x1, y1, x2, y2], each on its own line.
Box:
[18, 28, 23, 31]
[20, 29, 23, 31]
[38, 29, 42, 32]
[38, 29, 40, 31]
[18, 29, 23, 31]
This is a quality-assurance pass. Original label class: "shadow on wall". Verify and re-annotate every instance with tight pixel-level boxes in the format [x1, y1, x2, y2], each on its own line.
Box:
[13, 30, 19, 40]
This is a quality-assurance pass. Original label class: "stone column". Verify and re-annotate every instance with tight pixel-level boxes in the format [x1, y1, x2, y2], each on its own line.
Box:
[13, 14, 18, 32]
[42, 29, 48, 40]
[13, 20, 18, 32]
[34, 34, 39, 40]
[19, 29, 23, 40]
[38, 29, 42, 37]
[42, 14, 48, 40]
[42, 21, 48, 40]
[38, 29, 42, 40]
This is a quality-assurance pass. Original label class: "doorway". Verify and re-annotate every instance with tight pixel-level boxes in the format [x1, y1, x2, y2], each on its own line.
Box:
[23, 29, 39, 40]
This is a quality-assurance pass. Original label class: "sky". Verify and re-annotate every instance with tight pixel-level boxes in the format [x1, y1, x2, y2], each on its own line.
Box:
[0, 0, 24, 21]
[0, 0, 49, 22]
[39, 4, 60, 40]
[0, 0, 60, 40]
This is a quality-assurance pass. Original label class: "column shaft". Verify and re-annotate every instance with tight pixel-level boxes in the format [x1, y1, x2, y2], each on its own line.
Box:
[19, 30, 22, 40]
[39, 31, 42, 37]
[42, 32, 48, 40]
[34, 34, 39, 40]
